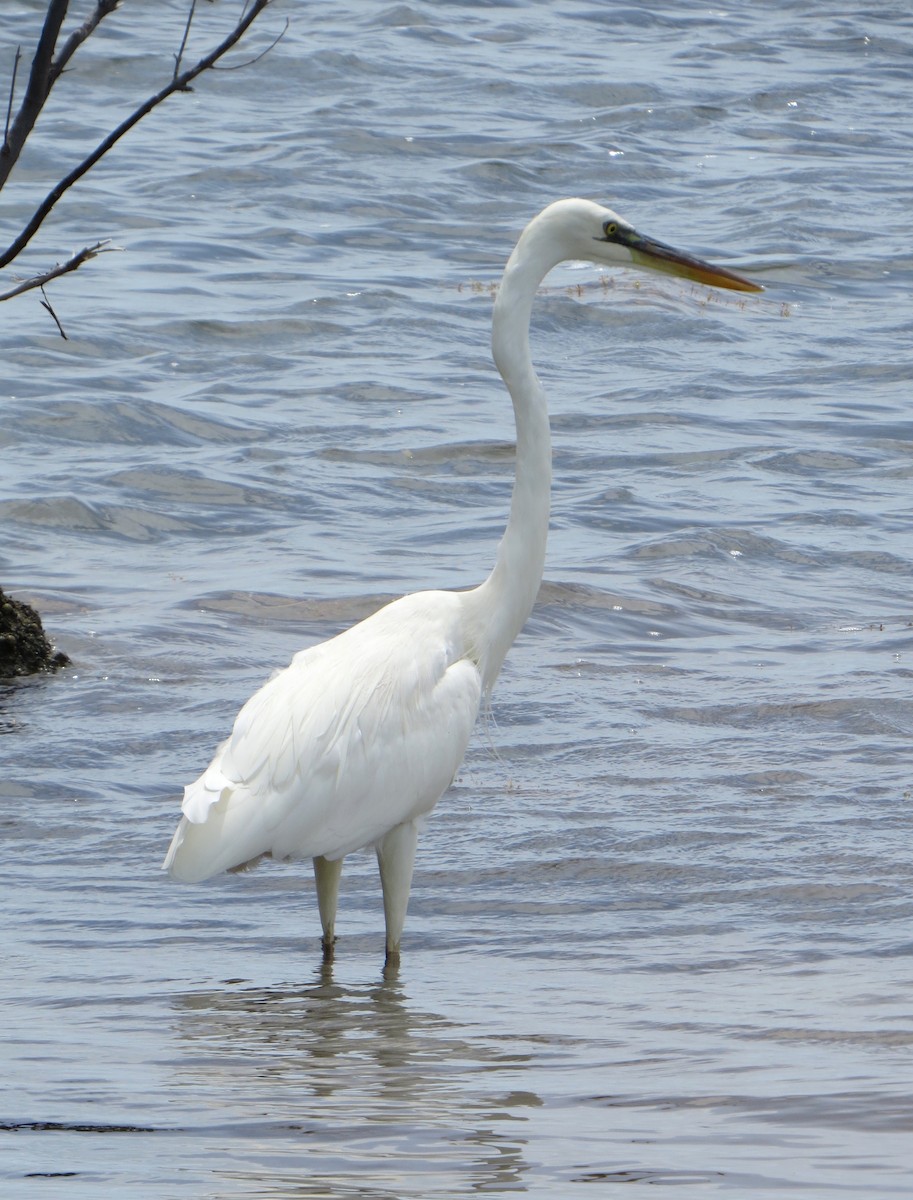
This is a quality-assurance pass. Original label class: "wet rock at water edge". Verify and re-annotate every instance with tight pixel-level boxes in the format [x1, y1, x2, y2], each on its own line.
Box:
[0, 588, 70, 678]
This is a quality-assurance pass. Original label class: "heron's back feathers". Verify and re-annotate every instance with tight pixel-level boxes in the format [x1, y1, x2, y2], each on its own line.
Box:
[163, 590, 482, 882]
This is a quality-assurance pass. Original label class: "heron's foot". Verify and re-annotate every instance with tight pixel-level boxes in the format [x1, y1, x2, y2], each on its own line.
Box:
[321, 935, 336, 963]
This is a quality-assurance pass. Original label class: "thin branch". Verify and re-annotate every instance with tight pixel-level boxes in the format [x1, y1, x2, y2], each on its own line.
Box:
[0, 2, 121, 187]
[39, 283, 68, 338]
[214, 18, 289, 72]
[0, 240, 115, 302]
[173, 0, 199, 81]
[0, 0, 273, 272]
[49, 1, 121, 88]
[0, 0, 68, 189]
[3, 47, 22, 154]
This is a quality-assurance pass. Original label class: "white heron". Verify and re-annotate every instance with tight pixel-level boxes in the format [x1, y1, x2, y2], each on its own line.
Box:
[163, 198, 760, 963]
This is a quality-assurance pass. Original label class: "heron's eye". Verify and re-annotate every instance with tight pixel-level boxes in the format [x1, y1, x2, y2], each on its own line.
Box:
[603, 221, 618, 238]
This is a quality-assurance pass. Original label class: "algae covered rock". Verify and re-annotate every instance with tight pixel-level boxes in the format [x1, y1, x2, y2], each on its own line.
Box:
[0, 588, 70, 678]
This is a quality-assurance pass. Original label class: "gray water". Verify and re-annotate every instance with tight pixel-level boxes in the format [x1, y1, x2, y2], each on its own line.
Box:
[2, 1, 912, 1196]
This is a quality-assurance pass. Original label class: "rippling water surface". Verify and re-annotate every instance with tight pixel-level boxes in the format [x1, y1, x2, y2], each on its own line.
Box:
[2, 2, 912, 1196]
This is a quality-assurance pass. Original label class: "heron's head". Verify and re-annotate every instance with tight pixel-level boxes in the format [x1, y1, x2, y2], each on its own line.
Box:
[532, 198, 762, 294]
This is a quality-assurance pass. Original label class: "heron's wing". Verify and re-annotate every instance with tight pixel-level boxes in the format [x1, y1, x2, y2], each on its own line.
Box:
[163, 591, 482, 881]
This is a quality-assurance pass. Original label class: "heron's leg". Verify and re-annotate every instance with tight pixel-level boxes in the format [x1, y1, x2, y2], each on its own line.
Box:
[376, 819, 419, 963]
[313, 854, 343, 960]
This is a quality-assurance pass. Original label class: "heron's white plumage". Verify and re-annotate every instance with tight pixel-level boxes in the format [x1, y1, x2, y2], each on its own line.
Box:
[163, 590, 482, 881]
[162, 198, 759, 959]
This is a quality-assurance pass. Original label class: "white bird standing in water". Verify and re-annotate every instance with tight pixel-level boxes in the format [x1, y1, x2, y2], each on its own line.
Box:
[163, 198, 760, 963]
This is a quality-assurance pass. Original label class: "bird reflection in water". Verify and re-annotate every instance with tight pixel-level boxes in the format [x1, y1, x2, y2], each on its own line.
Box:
[170, 960, 537, 1194]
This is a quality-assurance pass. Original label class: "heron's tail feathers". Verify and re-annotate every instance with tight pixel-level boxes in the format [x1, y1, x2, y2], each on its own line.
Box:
[162, 764, 270, 883]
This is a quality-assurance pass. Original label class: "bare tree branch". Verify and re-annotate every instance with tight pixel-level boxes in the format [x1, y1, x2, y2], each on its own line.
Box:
[0, 240, 115, 303]
[0, 0, 273, 271]
[49, 0, 121, 88]
[173, 0, 199, 81]
[1, 3, 122, 189]
[3, 47, 22, 153]
[39, 283, 68, 338]
[0, 0, 69, 189]
[214, 17, 289, 73]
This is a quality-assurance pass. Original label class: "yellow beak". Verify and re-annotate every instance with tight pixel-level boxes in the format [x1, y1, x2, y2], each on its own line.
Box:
[626, 230, 762, 293]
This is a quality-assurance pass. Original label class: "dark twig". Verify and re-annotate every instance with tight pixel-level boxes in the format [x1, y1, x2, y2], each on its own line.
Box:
[50, 1, 121, 88]
[3, 47, 22, 155]
[39, 283, 67, 338]
[214, 18, 289, 72]
[0, 0, 272, 272]
[0, 0, 68, 189]
[173, 0, 199, 82]
[0, 240, 116, 302]
[0, 3, 121, 187]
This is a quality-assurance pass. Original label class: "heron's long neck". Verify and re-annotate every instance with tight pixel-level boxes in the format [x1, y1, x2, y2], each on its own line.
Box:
[465, 238, 554, 694]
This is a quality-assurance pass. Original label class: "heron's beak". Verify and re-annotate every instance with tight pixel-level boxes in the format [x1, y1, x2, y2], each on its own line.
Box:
[623, 230, 762, 293]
